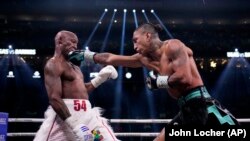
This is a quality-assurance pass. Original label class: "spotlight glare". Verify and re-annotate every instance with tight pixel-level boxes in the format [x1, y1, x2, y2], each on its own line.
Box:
[125, 72, 132, 79]
[7, 71, 15, 78]
[33, 71, 41, 78]
[151, 9, 154, 13]
[114, 20, 117, 23]
[124, 9, 127, 12]
[104, 8, 108, 12]
[8, 45, 12, 49]
[132, 9, 136, 13]
[114, 9, 117, 12]
[85, 46, 89, 50]
[99, 21, 102, 24]
[210, 61, 217, 68]
[142, 9, 145, 13]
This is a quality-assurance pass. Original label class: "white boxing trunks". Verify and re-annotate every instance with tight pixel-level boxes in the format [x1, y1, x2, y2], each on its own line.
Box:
[34, 99, 119, 141]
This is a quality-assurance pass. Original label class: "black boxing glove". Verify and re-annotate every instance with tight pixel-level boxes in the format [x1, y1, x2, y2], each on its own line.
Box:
[68, 50, 85, 66]
[68, 50, 96, 66]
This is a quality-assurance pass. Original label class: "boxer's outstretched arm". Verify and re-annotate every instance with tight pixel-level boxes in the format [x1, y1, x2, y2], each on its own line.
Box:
[44, 60, 71, 120]
[94, 53, 143, 68]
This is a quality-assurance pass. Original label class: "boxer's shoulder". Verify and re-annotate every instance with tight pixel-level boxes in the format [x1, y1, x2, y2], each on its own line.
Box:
[45, 58, 64, 74]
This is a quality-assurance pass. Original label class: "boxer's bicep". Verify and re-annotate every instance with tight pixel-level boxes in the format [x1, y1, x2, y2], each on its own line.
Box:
[44, 62, 62, 99]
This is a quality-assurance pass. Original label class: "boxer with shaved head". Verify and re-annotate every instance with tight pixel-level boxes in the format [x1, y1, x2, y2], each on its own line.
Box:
[34, 30, 120, 141]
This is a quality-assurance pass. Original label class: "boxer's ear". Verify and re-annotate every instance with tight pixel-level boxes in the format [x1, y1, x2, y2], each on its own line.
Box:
[58, 37, 63, 46]
[146, 32, 152, 41]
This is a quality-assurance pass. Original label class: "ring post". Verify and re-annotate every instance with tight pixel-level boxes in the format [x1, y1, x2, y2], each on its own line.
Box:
[0, 112, 8, 141]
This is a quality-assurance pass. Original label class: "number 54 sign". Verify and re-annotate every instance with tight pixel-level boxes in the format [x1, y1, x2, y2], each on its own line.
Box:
[74, 100, 87, 111]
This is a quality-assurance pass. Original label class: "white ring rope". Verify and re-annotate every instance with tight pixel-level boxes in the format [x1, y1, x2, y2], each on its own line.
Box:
[8, 118, 171, 123]
[9, 118, 44, 123]
[7, 133, 159, 137]
[6, 118, 250, 137]
[8, 118, 250, 123]
[110, 119, 171, 123]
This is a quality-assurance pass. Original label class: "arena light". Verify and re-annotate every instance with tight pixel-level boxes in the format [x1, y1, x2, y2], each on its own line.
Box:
[7, 71, 15, 78]
[210, 61, 217, 68]
[142, 9, 145, 13]
[150, 9, 154, 13]
[104, 8, 108, 12]
[132, 9, 136, 13]
[123, 9, 127, 13]
[114, 20, 117, 23]
[8, 45, 12, 49]
[114, 9, 117, 12]
[125, 72, 132, 79]
[32, 71, 41, 78]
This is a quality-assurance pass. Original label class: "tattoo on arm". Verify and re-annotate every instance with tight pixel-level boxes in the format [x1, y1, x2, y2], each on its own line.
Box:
[167, 45, 189, 88]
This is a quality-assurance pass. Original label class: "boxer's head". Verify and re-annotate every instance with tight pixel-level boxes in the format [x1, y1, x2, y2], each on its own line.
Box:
[55, 30, 78, 57]
[133, 23, 162, 55]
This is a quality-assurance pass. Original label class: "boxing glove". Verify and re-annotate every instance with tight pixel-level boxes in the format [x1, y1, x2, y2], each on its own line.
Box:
[146, 71, 169, 90]
[65, 116, 93, 141]
[91, 65, 118, 88]
[68, 50, 96, 66]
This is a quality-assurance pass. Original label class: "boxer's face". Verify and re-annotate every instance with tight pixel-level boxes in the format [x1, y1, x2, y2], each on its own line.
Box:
[133, 31, 150, 55]
[61, 33, 78, 57]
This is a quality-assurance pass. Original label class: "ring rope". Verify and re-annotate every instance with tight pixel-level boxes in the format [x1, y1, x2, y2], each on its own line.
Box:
[7, 132, 159, 137]
[7, 118, 250, 137]
[110, 119, 171, 123]
[8, 118, 250, 123]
